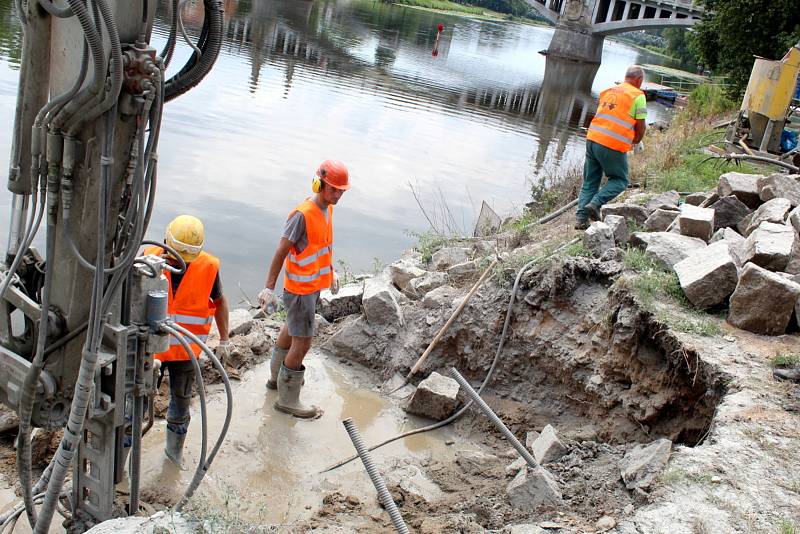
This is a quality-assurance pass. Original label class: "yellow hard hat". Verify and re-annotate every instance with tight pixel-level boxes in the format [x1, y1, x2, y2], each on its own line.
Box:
[165, 215, 204, 263]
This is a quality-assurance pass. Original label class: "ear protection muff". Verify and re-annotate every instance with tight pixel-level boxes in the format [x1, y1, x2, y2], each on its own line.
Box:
[312, 168, 326, 193]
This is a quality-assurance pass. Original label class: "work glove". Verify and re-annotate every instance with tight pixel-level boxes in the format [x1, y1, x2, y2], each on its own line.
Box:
[330, 271, 340, 295]
[257, 287, 278, 314]
[216, 340, 231, 362]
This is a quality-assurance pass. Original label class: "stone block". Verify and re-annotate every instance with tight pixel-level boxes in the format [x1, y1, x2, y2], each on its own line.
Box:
[685, 192, 710, 206]
[710, 195, 752, 231]
[409, 271, 449, 296]
[531, 424, 568, 465]
[677, 204, 715, 241]
[506, 466, 562, 508]
[728, 263, 800, 335]
[710, 228, 746, 266]
[319, 283, 364, 322]
[643, 209, 679, 232]
[742, 197, 791, 236]
[645, 190, 680, 211]
[758, 173, 800, 206]
[603, 214, 629, 245]
[600, 203, 649, 225]
[740, 221, 795, 272]
[405, 371, 459, 420]
[699, 191, 720, 208]
[387, 260, 427, 292]
[620, 438, 672, 491]
[644, 233, 707, 269]
[629, 232, 652, 249]
[431, 247, 470, 271]
[674, 241, 739, 309]
[718, 172, 763, 209]
[422, 285, 458, 308]
[789, 205, 800, 235]
[583, 221, 615, 258]
[362, 278, 404, 325]
[447, 260, 480, 282]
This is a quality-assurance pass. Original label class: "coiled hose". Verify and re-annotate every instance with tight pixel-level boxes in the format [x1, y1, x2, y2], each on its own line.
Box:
[323, 238, 580, 473]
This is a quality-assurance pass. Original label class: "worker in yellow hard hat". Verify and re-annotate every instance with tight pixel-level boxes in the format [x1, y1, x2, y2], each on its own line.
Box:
[143, 215, 230, 465]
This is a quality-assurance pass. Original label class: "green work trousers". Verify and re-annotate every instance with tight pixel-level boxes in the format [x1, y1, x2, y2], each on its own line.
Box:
[576, 140, 629, 222]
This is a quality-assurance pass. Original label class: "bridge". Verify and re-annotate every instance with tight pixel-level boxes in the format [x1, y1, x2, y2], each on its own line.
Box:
[525, 0, 704, 63]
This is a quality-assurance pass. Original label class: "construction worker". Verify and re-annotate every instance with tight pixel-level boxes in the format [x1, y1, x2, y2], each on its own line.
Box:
[143, 215, 230, 465]
[258, 160, 350, 419]
[575, 65, 647, 230]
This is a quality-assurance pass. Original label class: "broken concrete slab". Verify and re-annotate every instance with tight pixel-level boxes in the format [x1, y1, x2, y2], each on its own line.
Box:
[507, 466, 562, 508]
[739, 221, 796, 272]
[718, 172, 763, 209]
[405, 371, 459, 420]
[421, 285, 458, 308]
[644, 233, 707, 269]
[620, 438, 672, 491]
[710, 195, 752, 231]
[387, 259, 427, 292]
[583, 221, 615, 258]
[742, 197, 791, 236]
[758, 173, 800, 206]
[362, 278, 404, 325]
[600, 203, 649, 225]
[409, 272, 449, 297]
[643, 209, 679, 232]
[603, 214, 629, 246]
[319, 283, 364, 322]
[447, 260, 480, 282]
[728, 263, 800, 335]
[431, 247, 470, 271]
[645, 190, 680, 211]
[531, 424, 568, 465]
[674, 241, 739, 309]
[677, 204, 715, 241]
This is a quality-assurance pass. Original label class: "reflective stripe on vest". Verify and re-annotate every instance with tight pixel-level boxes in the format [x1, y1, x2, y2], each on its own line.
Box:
[169, 314, 214, 325]
[283, 199, 334, 296]
[169, 333, 209, 346]
[586, 83, 642, 153]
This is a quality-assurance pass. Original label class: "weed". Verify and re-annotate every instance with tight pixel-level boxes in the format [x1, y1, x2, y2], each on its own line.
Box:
[656, 308, 721, 337]
[778, 519, 798, 534]
[780, 479, 800, 495]
[405, 229, 450, 264]
[527, 159, 583, 219]
[622, 247, 656, 272]
[336, 259, 357, 285]
[371, 257, 386, 274]
[658, 467, 714, 487]
[561, 241, 593, 258]
[770, 352, 800, 368]
[687, 84, 737, 117]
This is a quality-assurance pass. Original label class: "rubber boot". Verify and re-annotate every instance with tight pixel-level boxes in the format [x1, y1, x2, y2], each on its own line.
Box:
[266, 346, 289, 390]
[274, 364, 322, 419]
[773, 368, 800, 383]
[165, 428, 186, 466]
[585, 202, 601, 222]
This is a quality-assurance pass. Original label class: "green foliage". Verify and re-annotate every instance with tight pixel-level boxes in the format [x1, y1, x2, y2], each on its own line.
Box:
[770, 352, 800, 368]
[692, 0, 800, 98]
[778, 519, 798, 534]
[561, 241, 593, 258]
[405, 229, 449, 264]
[650, 152, 753, 193]
[662, 28, 698, 69]
[686, 85, 737, 116]
[390, 0, 485, 15]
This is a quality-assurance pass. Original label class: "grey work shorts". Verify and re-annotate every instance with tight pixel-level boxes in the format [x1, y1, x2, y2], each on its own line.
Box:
[283, 290, 320, 338]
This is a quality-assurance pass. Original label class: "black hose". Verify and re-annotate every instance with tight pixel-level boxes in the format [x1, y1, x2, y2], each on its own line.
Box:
[161, 0, 179, 69]
[38, 0, 73, 18]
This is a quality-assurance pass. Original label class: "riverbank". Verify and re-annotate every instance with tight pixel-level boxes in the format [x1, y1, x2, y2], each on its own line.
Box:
[388, 0, 552, 26]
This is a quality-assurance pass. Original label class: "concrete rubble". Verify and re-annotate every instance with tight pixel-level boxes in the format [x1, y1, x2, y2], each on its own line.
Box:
[583, 221, 615, 257]
[531, 424, 568, 465]
[85, 511, 201, 534]
[506, 466, 563, 508]
[405, 371, 460, 420]
[673, 241, 738, 309]
[619, 438, 672, 491]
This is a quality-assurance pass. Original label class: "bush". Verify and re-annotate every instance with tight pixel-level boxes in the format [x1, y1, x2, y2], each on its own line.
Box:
[687, 84, 737, 117]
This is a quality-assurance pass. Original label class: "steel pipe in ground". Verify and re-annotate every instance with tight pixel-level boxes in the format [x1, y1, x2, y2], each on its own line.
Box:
[449, 367, 538, 470]
[342, 418, 409, 534]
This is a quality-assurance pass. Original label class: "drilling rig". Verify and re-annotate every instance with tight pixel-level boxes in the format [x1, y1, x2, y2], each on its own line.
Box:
[0, 1, 229, 532]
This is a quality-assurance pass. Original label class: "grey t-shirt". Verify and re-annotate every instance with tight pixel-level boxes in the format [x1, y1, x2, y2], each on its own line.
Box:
[282, 202, 329, 253]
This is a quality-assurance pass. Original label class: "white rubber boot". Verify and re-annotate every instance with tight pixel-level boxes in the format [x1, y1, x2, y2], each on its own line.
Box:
[274, 364, 322, 419]
[266, 346, 288, 390]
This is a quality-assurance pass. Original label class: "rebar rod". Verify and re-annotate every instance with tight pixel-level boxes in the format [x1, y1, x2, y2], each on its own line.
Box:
[449, 367, 538, 470]
[342, 418, 409, 534]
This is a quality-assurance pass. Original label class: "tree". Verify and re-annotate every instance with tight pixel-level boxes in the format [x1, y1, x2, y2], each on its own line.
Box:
[662, 28, 697, 70]
[692, 0, 800, 97]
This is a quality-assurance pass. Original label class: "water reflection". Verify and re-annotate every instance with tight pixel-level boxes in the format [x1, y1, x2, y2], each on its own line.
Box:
[0, 0, 672, 295]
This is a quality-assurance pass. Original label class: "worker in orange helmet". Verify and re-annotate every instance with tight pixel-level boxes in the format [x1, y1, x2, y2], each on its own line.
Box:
[257, 160, 350, 419]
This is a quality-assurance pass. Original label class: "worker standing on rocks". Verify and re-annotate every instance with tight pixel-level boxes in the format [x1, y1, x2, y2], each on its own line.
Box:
[144, 215, 231, 465]
[258, 160, 350, 419]
[575, 65, 647, 230]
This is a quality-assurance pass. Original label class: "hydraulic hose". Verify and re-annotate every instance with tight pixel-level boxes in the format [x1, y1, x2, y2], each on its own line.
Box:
[0, 188, 43, 300]
[161, 0, 179, 69]
[38, 0, 73, 18]
[322, 238, 580, 473]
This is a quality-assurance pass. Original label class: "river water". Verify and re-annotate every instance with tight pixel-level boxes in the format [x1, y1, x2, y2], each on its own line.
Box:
[0, 0, 674, 296]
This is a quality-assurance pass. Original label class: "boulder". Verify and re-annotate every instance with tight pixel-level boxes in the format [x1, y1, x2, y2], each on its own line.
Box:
[685, 192, 710, 206]
[718, 172, 763, 209]
[431, 247, 470, 271]
[603, 214, 629, 246]
[758, 173, 800, 206]
[677, 204, 715, 241]
[422, 285, 458, 308]
[674, 241, 739, 309]
[448, 260, 480, 282]
[405, 371, 459, 420]
[742, 197, 791, 236]
[709, 195, 752, 231]
[387, 260, 427, 292]
[319, 283, 364, 321]
[644, 233, 707, 269]
[620, 438, 672, 491]
[629, 232, 652, 249]
[362, 278, 404, 325]
[728, 263, 800, 334]
[739, 221, 796, 272]
[531, 424, 568, 465]
[583, 222, 615, 258]
[600, 203, 649, 225]
[645, 190, 680, 212]
[409, 272, 449, 296]
[643, 209, 679, 232]
[789, 205, 800, 234]
[506, 466, 562, 508]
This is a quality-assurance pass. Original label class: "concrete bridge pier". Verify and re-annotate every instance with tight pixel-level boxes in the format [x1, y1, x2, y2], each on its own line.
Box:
[546, 25, 604, 66]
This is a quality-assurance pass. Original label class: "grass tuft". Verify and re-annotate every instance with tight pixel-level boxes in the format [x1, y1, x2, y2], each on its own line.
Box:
[405, 229, 451, 264]
[778, 519, 798, 534]
[770, 352, 800, 368]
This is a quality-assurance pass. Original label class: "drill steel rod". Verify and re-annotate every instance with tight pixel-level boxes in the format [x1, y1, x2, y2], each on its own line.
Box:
[449, 367, 538, 470]
[342, 418, 409, 534]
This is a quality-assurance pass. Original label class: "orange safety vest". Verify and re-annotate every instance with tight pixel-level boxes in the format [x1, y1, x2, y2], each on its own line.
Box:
[283, 199, 333, 295]
[143, 246, 219, 362]
[586, 82, 644, 153]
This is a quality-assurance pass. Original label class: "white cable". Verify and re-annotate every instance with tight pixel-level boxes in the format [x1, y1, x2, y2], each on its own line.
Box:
[177, 0, 202, 60]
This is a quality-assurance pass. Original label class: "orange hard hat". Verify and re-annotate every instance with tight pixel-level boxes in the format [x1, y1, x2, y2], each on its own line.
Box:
[317, 160, 350, 190]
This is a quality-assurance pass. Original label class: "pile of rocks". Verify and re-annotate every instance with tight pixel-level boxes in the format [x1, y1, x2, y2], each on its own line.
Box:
[582, 172, 800, 335]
